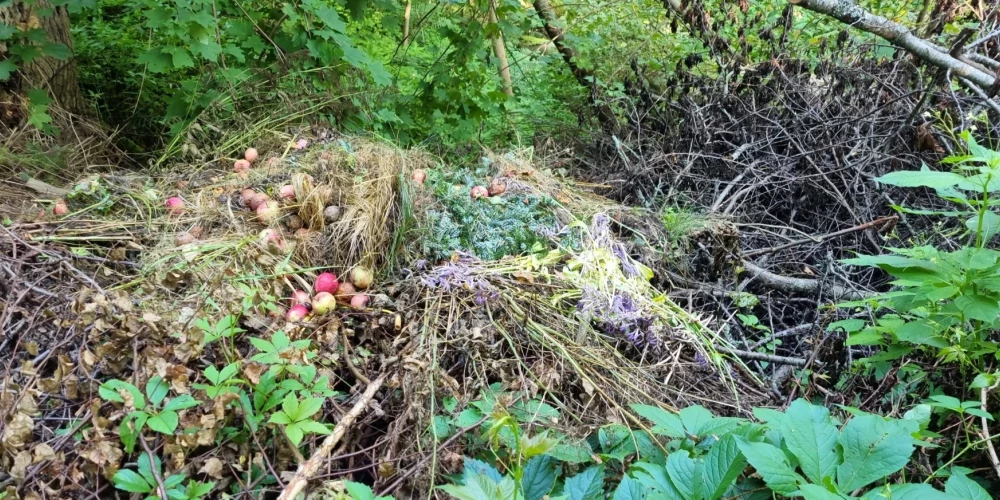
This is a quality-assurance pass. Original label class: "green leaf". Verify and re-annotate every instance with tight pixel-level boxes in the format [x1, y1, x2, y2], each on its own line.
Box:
[40, 42, 71, 60]
[136, 49, 172, 73]
[665, 451, 700, 500]
[631, 462, 683, 498]
[781, 399, 839, 485]
[146, 377, 170, 406]
[147, 411, 180, 434]
[281, 392, 300, 419]
[295, 420, 332, 435]
[612, 476, 645, 500]
[895, 319, 949, 348]
[0, 59, 15, 81]
[798, 484, 848, 499]
[631, 404, 685, 438]
[945, 471, 991, 500]
[269, 411, 292, 425]
[967, 211, 1000, 242]
[954, 294, 1000, 322]
[285, 423, 304, 446]
[296, 397, 324, 420]
[702, 435, 747, 500]
[343, 481, 377, 500]
[113, 469, 153, 493]
[564, 466, 605, 500]
[875, 169, 965, 189]
[735, 438, 802, 495]
[521, 455, 557, 500]
[862, 483, 951, 500]
[0, 23, 17, 40]
[162, 395, 199, 412]
[165, 47, 194, 69]
[837, 415, 915, 492]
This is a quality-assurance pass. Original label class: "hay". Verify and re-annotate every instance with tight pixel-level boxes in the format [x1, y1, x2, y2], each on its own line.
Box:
[0, 135, 767, 498]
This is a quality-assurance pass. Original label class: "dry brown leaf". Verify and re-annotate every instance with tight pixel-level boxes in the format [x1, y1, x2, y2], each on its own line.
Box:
[2, 413, 34, 448]
[242, 363, 264, 385]
[200, 457, 224, 479]
[24, 341, 39, 356]
[82, 439, 122, 467]
[11, 450, 32, 479]
[33, 443, 56, 463]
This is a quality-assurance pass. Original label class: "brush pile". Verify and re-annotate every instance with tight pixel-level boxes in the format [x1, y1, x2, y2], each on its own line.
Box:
[0, 135, 765, 497]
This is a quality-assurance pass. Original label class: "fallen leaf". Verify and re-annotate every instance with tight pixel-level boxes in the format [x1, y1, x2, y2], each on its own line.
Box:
[11, 451, 31, 479]
[33, 443, 56, 462]
[200, 457, 224, 479]
[2, 413, 34, 448]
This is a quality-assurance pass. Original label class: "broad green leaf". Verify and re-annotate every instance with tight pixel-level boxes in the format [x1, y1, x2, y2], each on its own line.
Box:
[631, 404, 685, 438]
[781, 399, 839, 485]
[861, 483, 951, 500]
[269, 412, 292, 424]
[665, 451, 700, 500]
[564, 466, 605, 500]
[702, 435, 747, 500]
[612, 476, 645, 500]
[162, 394, 199, 412]
[249, 336, 276, 353]
[945, 471, 991, 500]
[967, 211, 1000, 242]
[798, 484, 848, 499]
[631, 462, 683, 498]
[162, 473, 186, 489]
[895, 320, 948, 348]
[296, 397, 325, 420]
[344, 481, 379, 500]
[295, 420, 332, 435]
[599, 424, 638, 460]
[0, 24, 17, 40]
[0, 60, 17, 80]
[521, 455, 557, 500]
[735, 438, 802, 495]
[285, 423, 304, 445]
[463, 458, 503, 484]
[837, 415, 915, 492]
[875, 170, 965, 189]
[147, 411, 179, 434]
[40, 42, 71, 60]
[954, 295, 1000, 322]
[113, 469, 153, 493]
[548, 439, 594, 464]
[281, 393, 300, 419]
[678, 405, 714, 437]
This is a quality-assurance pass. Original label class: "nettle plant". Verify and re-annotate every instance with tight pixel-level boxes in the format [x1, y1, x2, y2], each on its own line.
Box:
[447, 398, 989, 499]
[838, 133, 1000, 375]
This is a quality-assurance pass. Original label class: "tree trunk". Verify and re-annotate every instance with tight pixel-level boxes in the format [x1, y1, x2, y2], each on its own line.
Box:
[532, 0, 617, 130]
[0, 0, 88, 116]
[402, 0, 412, 47]
[489, 1, 513, 96]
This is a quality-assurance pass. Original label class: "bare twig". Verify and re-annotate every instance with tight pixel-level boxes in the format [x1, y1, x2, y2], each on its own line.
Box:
[742, 216, 897, 258]
[277, 373, 387, 500]
[742, 261, 869, 300]
[717, 346, 809, 367]
[981, 386, 1000, 480]
[139, 437, 169, 500]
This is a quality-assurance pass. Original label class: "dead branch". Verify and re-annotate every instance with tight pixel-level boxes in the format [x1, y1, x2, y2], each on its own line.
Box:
[277, 373, 387, 500]
[742, 216, 897, 258]
[742, 261, 869, 300]
[790, 0, 997, 90]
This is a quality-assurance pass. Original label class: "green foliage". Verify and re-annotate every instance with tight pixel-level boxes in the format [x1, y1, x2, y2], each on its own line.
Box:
[446, 398, 991, 499]
[112, 451, 214, 499]
[99, 376, 199, 452]
[840, 133, 1000, 378]
[268, 392, 331, 446]
[420, 163, 557, 261]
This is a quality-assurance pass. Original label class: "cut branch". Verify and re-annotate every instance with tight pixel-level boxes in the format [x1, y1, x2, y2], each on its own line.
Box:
[742, 261, 869, 300]
[277, 374, 387, 500]
[790, 0, 997, 90]
[489, 1, 513, 97]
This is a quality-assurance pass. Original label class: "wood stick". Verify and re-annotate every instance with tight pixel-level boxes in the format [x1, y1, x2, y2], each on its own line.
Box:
[743, 216, 897, 258]
[277, 374, 387, 500]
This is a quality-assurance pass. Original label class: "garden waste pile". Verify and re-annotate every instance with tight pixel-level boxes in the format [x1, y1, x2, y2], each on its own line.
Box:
[0, 135, 765, 498]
